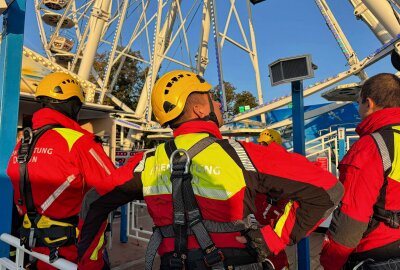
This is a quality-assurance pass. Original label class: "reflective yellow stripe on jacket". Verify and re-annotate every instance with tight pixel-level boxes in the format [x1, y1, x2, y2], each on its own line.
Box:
[389, 126, 400, 182]
[141, 133, 246, 200]
[53, 128, 84, 151]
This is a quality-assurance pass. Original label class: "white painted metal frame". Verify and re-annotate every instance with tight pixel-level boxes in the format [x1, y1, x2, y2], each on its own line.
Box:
[0, 234, 76, 270]
[127, 201, 152, 242]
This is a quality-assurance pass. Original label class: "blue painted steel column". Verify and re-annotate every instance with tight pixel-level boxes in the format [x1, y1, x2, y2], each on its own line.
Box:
[337, 127, 346, 160]
[291, 80, 311, 270]
[120, 204, 128, 243]
[0, 0, 27, 257]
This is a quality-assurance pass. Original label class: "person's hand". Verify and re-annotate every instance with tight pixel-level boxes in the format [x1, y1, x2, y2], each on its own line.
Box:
[237, 229, 271, 262]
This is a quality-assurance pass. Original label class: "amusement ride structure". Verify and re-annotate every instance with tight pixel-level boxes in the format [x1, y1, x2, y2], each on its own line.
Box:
[28, 0, 400, 149]
[2, 0, 400, 269]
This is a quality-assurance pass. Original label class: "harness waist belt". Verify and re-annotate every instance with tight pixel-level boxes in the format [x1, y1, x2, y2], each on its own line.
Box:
[158, 220, 246, 237]
[20, 214, 79, 248]
[161, 248, 261, 270]
[373, 206, 400, 229]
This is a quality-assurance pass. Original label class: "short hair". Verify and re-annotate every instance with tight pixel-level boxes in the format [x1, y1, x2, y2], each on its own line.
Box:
[360, 73, 400, 108]
[169, 92, 208, 126]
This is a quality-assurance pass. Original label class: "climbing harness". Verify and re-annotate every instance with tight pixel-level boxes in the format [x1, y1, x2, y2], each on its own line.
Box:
[145, 136, 261, 270]
[17, 125, 79, 263]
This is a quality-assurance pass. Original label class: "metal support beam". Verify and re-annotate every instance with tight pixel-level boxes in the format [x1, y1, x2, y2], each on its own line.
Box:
[362, 0, 400, 38]
[315, 0, 368, 80]
[291, 80, 310, 270]
[78, 0, 112, 80]
[197, 0, 211, 76]
[135, 0, 181, 119]
[337, 127, 346, 160]
[247, 1, 265, 123]
[0, 0, 27, 257]
[348, 0, 393, 44]
[99, 0, 129, 103]
[209, 0, 227, 113]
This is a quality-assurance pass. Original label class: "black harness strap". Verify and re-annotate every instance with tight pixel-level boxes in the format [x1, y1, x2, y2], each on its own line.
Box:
[168, 136, 226, 270]
[18, 125, 61, 216]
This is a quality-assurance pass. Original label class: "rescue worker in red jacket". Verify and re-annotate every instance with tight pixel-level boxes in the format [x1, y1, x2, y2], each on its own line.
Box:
[255, 129, 289, 270]
[7, 72, 115, 270]
[320, 73, 400, 270]
[77, 70, 343, 270]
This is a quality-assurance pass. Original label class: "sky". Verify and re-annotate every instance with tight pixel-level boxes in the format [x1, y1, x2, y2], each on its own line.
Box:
[19, 0, 399, 107]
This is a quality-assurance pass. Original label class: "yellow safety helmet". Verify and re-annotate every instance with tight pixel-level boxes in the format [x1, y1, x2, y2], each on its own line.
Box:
[151, 70, 212, 126]
[258, 128, 282, 145]
[35, 72, 84, 103]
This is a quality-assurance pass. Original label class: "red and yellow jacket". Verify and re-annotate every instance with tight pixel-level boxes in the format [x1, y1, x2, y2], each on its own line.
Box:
[7, 108, 115, 270]
[320, 108, 400, 270]
[78, 121, 342, 267]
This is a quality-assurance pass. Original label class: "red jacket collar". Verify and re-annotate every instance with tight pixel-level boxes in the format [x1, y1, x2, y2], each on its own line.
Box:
[356, 108, 400, 136]
[32, 108, 92, 137]
[173, 121, 223, 139]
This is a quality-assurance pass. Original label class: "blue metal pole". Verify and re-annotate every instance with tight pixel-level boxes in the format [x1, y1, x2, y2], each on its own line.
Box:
[337, 127, 346, 160]
[291, 80, 311, 270]
[0, 0, 27, 257]
[120, 204, 128, 243]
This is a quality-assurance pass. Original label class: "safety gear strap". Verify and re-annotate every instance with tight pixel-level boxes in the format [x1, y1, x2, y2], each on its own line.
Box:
[369, 128, 400, 230]
[146, 136, 236, 270]
[18, 124, 61, 217]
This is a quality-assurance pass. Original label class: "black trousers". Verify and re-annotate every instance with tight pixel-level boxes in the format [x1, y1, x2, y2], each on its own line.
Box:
[345, 258, 400, 270]
[345, 239, 400, 270]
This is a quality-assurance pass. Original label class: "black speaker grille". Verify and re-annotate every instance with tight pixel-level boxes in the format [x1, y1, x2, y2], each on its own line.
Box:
[270, 63, 283, 85]
[282, 58, 308, 79]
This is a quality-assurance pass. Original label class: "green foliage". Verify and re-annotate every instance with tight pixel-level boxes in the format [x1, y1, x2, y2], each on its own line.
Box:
[93, 48, 147, 110]
[211, 81, 257, 115]
[234, 90, 258, 114]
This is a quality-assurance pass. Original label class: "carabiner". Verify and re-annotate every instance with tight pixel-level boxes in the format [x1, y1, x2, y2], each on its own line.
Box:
[170, 149, 191, 174]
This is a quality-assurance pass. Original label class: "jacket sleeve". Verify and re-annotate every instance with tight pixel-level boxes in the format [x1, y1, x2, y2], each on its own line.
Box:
[73, 135, 116, 190]
[320, 136, 383, 270]
[77, 153, 144, 270]
[241, 142, 344, 255]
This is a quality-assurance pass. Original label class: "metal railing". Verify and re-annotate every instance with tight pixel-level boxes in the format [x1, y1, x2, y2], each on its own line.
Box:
[126, 201, 152, 242]
[0, 234, 76, 270]
[288, 130, 340, 175]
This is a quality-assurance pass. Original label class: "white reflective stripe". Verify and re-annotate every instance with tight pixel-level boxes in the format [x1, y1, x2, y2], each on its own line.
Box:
[40, 175, 76, 213]
[228, 140, 256, 172]
[134, 149, 155, 173]
[192, 185, 233, 200]
[89, 148, 111, 175]
[143, 184, 233, 200]
[143, 184, 172, 195]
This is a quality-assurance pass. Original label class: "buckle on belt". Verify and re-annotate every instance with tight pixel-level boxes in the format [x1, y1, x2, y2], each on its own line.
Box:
[204, 245, 224, 267]
[169, 253, 186, 269]
[389, 213, 400, 229]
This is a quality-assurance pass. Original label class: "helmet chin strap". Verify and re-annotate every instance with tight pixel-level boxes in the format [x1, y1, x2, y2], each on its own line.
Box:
[200, 93, 219, 127]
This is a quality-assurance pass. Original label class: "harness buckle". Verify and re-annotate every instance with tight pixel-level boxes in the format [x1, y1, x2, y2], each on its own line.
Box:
[28, 228, 36, 249]
[203, 246, 224, 268]
[389, 212, 400, 229]
[169, 252, 186, 269]
[49, 247, 59, 263]
[17, 128, 33, 163]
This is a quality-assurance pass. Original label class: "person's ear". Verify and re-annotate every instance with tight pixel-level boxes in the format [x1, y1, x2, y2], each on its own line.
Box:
[193, 104, 207, 118]
[366, 97, 377, 112]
